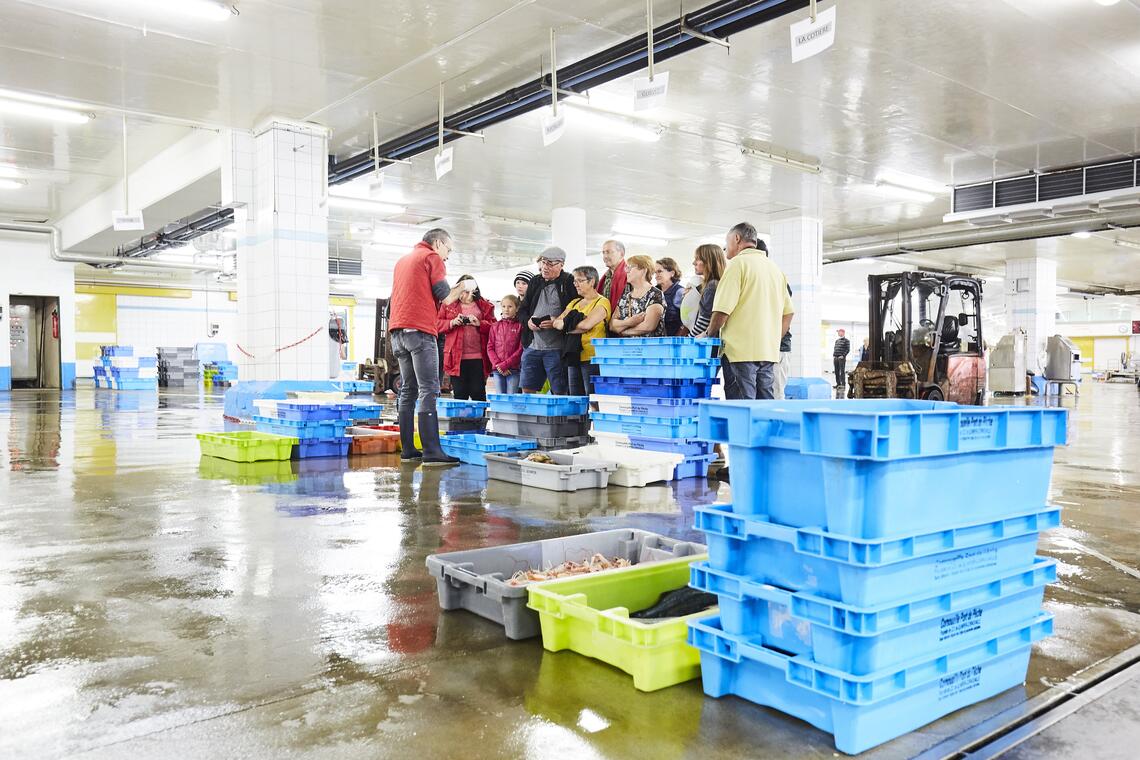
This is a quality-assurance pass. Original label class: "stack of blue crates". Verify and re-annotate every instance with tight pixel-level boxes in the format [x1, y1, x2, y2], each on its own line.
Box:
[95, 346, 158, 391]
[685, 399, 1068, 754]
[437, 398, 490, 434]
[253, 401, 353, 458]
[486, 393, 590, 450]
[204, 360, 239, 386]
[588, 337, 720, 479]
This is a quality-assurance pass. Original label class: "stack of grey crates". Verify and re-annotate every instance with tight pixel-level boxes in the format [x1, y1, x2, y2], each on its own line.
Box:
[158, 346, 201, 387]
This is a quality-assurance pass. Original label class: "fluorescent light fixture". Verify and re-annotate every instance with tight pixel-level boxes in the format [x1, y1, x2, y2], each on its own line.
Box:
[328, 195, 407, 215]
[842, 257, 881, 266]
[0, 165, 23, 179]
[741, 146, 821, 175]
[611, 230, 668, 247]
[0, 178, 26, 190]
[0, 97, 90, 124]
[1070, 230, 1091, 239]
[875, 169, 946, 195]
[1056, 286, 1071, 294]
[1094, 0, 1120, 6]
[564, 105, 663, 142]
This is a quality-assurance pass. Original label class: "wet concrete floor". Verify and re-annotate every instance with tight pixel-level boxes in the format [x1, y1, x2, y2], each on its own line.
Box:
[0, 383, 1137, 759]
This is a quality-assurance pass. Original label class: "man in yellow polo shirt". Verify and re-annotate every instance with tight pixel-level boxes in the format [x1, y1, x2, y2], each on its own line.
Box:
[703, 222, 794, 400]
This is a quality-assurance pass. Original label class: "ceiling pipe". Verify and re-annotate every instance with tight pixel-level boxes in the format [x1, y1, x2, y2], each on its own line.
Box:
[328, 0, 811, 185]
[0, 221, 222, 272]
[825, 209, 1140, 262]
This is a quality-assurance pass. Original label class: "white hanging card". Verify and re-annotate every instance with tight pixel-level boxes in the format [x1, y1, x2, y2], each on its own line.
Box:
[790, 5, 837, 63]
[540, 108, 566, 146]
[111, 211, 145, 231]
[434, 147, 454, 180]
[633, 71, 669, 111]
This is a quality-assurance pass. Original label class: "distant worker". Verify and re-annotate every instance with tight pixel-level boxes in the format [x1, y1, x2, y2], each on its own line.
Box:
[860, 338, 870, 362]
[833, 329, 851, 388]
[389, 228, 463, 466]
[704, 222, 794, 400]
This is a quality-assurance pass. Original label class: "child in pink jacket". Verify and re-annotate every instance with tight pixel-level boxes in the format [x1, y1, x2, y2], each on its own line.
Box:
[487, 295, 524, 394]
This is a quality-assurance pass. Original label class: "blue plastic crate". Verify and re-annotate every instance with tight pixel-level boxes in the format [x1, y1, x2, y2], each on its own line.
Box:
[439, 433, 538, 467]
[276, 402, 355, 422]
[691, 557, 1055, 675]
[694, 503, 1060, 607]
[110, 379, 157, 391]
[588, 429, 716, 458]
[487, 393, 589, 417]
[438, 399, 490, 419]
[100, 345, 134, 357]
[784, 377, 832, 399]
[592, 376, 718, 399]
[592, 357, 721, 380]
[590, 394, 702, 419]
[253, 415, 350, 440]
[294, 437, 351, 459]
[590, 411, 700, 439]
[674, 453, 717, 480]
[592, 337, 721, 360]
[701, 400, 1067, 537]
[93, 367, 108, 377]
[110, 367, 154, 380]
[689, 613, 1052, 755]
[347, 403, 384, 420]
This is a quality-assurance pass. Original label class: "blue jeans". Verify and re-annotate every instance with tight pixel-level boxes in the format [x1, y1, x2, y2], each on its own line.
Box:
[495, 370, 521, 394]
[520, 347, 568, 394]
[723, 357, 776, 400]
[390, 329, 441, 414]
[567, 362, 594, 396]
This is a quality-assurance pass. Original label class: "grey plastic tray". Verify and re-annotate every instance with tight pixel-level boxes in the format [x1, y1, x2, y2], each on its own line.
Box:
[425, 528, 708, 640]
[440, 417, 487, 433]
[496, 432, 591, 451]
[485, 450, 617, 492]
[489, 410, 589, 438]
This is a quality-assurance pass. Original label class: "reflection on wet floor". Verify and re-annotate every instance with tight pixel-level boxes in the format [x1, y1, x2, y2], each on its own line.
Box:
[0, 384, 1138, 759]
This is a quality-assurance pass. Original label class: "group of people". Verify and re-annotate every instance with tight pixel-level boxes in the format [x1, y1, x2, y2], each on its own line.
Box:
[386, 222, 796, 465]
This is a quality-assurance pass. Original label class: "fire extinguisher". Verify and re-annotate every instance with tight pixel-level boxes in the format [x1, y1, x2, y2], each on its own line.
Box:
[51, 308, 59, 339]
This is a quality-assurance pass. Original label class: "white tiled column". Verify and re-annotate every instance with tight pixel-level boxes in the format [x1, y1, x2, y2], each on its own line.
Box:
[1005, 257, 1056, 374]
[768, 216, 824, 378]
[226, 121, 329, 382]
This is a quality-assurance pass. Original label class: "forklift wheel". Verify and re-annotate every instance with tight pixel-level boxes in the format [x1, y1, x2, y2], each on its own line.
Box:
[922, 387, 944, 402]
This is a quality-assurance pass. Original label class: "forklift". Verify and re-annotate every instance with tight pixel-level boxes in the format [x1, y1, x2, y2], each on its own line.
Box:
[849, 271, 987, 405]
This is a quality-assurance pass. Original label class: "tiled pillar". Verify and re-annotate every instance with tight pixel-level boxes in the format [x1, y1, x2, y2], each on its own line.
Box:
[1005, 257, 1056, 374]
[768, 216, 824, 378]
[224, 121, 330, 382]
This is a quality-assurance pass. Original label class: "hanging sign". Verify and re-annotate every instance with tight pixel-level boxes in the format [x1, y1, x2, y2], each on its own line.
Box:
[633, 71, 669, 111]
[789, 5, 837, 63]
[540, 108, 566, 146]
[111, 210, 145, 231]
[434, 147, 453, 180]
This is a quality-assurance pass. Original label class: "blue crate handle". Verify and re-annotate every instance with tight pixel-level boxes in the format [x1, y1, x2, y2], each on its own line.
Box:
[693, 505, 1062, 567]
[690, 558, 1057, 633]
[689, 613, 1053, 704]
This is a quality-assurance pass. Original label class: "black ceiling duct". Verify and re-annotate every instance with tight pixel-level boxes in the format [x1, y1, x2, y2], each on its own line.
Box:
[328, 0, 810, 185]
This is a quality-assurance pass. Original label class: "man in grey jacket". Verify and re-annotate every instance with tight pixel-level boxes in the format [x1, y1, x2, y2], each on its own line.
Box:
[833, 329, 851, 389]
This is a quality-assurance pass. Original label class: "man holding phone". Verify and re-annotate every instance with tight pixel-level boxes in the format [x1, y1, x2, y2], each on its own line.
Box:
[518, 246, 577, 394]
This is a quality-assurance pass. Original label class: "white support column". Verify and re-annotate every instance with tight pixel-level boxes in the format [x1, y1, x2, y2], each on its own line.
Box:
[768, 216, 824, 378]
[1005, 257, 1056, 374]
[226, 121, 330, 382]
[551, 207, 587, 269]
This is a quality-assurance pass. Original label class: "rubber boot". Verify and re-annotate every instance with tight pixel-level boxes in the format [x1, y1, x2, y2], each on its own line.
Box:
[399, 406, 422, 461]
[419, 411, 459, 467]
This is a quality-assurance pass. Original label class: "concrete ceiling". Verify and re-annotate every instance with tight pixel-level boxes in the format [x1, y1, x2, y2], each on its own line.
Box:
[1, 0, 1139, 292]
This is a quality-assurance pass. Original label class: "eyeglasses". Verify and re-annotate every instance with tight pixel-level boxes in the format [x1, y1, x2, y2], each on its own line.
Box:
[572, 277, 589, 284]
[538, 258, 563, 266]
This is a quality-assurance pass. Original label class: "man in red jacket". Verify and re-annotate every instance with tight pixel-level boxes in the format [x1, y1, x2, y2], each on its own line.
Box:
[598, 239, 628, 322]
[389, 228, 463, 466]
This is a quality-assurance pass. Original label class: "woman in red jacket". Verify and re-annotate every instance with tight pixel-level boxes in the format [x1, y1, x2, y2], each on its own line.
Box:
[437, 275, 496, 400]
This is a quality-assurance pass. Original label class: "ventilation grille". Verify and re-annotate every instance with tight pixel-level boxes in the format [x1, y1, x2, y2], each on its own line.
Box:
[328, 257, 362, 276]
[952, 157, 1139, 214]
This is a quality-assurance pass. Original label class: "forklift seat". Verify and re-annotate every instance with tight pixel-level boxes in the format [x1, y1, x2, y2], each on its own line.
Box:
[940, 316, 961, 353]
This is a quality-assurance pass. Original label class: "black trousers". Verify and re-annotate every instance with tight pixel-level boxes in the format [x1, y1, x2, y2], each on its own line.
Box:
[450, 359, 487, 401]
[834, 357, 847, 386]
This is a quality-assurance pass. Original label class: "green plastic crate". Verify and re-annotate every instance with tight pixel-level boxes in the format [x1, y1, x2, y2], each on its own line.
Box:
[527, 555, 712, 692]
[196, 431, 297, 462]
[197, 456, 298, 485]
